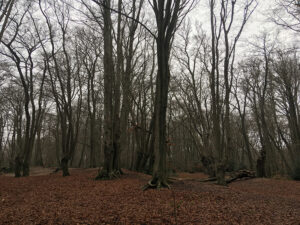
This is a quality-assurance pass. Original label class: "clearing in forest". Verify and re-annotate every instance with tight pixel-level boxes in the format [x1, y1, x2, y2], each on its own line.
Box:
[0, 168, 299, 224]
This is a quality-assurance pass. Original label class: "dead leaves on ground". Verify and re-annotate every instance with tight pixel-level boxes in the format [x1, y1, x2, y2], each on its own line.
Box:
[0, 169, 299, 224]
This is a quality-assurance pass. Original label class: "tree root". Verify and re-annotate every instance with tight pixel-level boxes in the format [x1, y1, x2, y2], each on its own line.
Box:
[198, 177, 218, 182]
[197, 170, 256, 184]
[142, 179, 170, 191]
[226, 170, 255, 184]
[50, 167, 61, 174]
[95, 169, 121, 180]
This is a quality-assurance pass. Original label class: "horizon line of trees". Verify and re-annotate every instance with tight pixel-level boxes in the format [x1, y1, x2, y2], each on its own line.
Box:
[0, 0, 299, 186]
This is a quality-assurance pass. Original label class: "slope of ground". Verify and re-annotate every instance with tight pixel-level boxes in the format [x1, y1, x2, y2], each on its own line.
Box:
[0, 168, 299, 224]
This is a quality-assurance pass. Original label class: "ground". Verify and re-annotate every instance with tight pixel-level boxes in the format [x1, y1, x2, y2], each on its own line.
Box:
[0, 168, 299, 224]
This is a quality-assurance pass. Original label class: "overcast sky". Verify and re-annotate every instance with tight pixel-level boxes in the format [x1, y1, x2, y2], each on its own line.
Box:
[188, 0, 300, 57]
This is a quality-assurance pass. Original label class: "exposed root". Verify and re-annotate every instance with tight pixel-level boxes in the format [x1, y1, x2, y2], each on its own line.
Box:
[62, 171, 70, 177]
[197, 170, 256, 184]
[119, 168, 124, 175]
[51, 168, 61, 174]
[142, 178, 170, 191]
[95, 169, 121, 180]
[196, 177, 217, 182]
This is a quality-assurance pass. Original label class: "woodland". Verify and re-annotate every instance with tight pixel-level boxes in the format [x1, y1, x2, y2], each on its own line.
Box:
[0, 0, 300, 224]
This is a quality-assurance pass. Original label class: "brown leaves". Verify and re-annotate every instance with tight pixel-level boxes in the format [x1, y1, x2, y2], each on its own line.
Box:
[0, 169, 299, 224]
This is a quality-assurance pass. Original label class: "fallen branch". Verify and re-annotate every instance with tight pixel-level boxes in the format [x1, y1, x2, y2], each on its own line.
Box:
[198, 177, 218, 182]
[226, 170, 255, 184]
[169, 170, 256, 184]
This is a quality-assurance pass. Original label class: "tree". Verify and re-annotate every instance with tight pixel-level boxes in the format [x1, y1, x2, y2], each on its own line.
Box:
[0, 0, 15, 42]
[272, 49, 300, 178]
[208, 0, 257, 184]
[39, 0, 83, 176]
[272, 0, 300, 32]
[246, 34, 279, 177]
[0, 2, 46, 176]
[232, 71, 254, 170]
[144, 0, 197, 189]
[92, 0, 122, 179]
[173, 23, 215, 175]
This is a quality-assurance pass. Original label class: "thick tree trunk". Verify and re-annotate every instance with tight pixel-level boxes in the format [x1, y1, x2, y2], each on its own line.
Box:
[145, 38, 170, 188]
[95, 0, 121, 179]
[34, 128, 44, 167]
[143, 0, 184, 190]
[61, 157, 70, 177]
[14, 156, 22, 178]
[216, 163, 226, 185]
[90, 116, 96, 168]
[22, 161, 30, 177]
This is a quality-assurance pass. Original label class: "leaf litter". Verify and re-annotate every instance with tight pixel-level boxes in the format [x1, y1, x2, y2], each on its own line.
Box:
[0, 168, 299, 224]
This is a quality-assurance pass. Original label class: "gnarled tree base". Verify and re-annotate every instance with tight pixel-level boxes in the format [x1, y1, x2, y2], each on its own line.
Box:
[14, 157, 22, 178]
[95, 168, 122, 180]
[22, 163, 30, 177]
[216, 163, 226, 185]
[61, 158, 70, 177]
[143, 177, 170, 191]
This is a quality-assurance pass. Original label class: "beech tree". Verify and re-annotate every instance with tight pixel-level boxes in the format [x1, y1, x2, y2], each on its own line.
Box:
[144, 0, 197, 189]
[89, 0, 123, 179]
[208, 0, 257, 184]
[0, 2, 47, 176]
[39, 0, 83, 176]
[0, 0, 299, 182]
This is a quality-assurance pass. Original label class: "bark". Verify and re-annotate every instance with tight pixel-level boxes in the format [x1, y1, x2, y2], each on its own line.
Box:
[216, 163, 226, 185]
[14, 156, 22, 178]
[111, 0, 123, 174]
[87, 60, 97, 168]
[144, 0, 185, 190]
[61, 157, 70, 177]
[95, 0, 121, 179]
[34, 125, 44, 167]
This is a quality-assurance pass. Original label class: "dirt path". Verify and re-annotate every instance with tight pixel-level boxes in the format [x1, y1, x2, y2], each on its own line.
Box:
[0, 169, 299, 224]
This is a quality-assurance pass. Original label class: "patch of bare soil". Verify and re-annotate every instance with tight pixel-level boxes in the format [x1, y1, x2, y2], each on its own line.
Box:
[0, 169, 299, 224]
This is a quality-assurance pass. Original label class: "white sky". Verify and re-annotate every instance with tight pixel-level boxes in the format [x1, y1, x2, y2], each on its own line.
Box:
[188, 0, 300, 57]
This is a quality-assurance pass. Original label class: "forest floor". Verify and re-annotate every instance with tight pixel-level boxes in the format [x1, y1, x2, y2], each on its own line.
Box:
[0, 168, 299, 224]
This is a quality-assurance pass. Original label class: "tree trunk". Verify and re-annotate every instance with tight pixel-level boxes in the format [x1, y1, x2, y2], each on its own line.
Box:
[61, 157, 70, 177]
[14, 156, 22, 178]
[34, 128, 44, 167]
[216, 163, 226, 185]
[95, 0, 120, 179]
[146, 37, 170, 188]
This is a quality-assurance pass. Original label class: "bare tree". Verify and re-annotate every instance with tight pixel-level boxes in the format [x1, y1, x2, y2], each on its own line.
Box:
[0, 2, 47, 176]
[0, 0, 15, 42]
[39, 0, 83, 176]
[208, 0, 257, 184]
[143, 0, 197, 189]
[272, 48, 300, 178]
[272, 0, 300, 32]
[90, 0, 122, 179]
